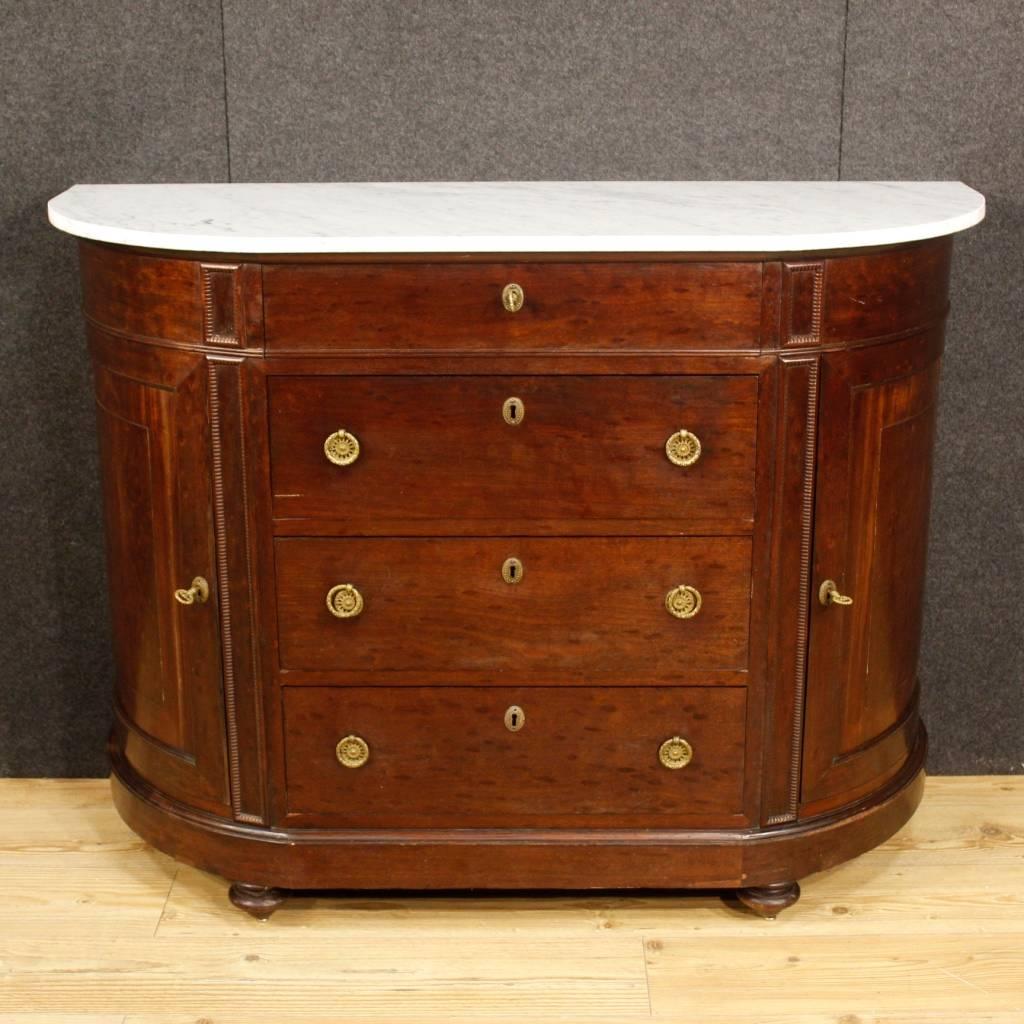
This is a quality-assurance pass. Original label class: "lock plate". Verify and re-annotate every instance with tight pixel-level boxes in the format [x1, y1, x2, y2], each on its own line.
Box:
[502, 396, 525, 425]
[501, 282, 525, 312]
[504, 705, 526, 732]
[501, 556, 524, 585]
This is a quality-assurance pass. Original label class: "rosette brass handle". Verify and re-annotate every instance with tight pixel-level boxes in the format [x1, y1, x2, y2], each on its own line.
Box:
[326, 583, 364, 619]
[659, 736, 693, 770]
[174, 576, 209, 606]
[665, 429, 702, 467]
[819, 579, 853, 607]
[324, 429, 360, 466]
[501, 282, 525, 312]
[665, 584, 702, 619]
[336, 735, 370, 768]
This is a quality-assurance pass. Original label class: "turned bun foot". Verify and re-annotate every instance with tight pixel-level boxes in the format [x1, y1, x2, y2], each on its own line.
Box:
[228, 882, 286, 920]
[736, 881, 801, 919]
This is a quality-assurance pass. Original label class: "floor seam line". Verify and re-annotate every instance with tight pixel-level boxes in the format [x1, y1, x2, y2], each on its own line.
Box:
[641, 931, 654, 1017]
[153, 865, 179, 937]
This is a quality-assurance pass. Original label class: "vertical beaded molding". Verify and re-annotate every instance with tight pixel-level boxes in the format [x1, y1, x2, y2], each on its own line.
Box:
[206, 360, 246, 819]
[783, 356, 819, 820]
[764, 355, 820, 825]
[203, 258, 266, 824]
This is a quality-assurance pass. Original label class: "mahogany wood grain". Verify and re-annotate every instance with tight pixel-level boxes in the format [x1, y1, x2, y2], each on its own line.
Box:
[262, 261, 764, 352]
[108, 730, 925, 892]
[262, 351, 776, 376]
[206, 356, 268, 824]
[801, 331, 943, 814]
[78, 238, 950, 353]
[89, 330, 229, 816]
[273, 536, 752, 681]
[268, 374, 758, 528]
[81, 242, 264, 351]
[759, 355, 820, 825]
[81, 242, 203, 345]
[281, 685, 749, 828]
[111, 238, 944, 265]
[820, 238, 952, 344]
[72, 233, 957, 914]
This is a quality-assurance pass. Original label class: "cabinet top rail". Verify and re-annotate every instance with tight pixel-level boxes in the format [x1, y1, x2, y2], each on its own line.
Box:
[48, 181, 984, 255]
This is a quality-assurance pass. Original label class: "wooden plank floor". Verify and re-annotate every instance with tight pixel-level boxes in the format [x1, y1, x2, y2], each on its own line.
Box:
[0, 777, 1022, 1023]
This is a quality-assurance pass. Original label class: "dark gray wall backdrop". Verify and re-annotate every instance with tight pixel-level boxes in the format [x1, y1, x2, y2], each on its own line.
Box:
[1, 1, 1020, 776]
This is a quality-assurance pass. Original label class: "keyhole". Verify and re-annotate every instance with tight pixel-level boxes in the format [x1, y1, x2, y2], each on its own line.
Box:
[502, 396, 525, 425]
[504, 705, 525, 732]
[502, 557, 524, 584]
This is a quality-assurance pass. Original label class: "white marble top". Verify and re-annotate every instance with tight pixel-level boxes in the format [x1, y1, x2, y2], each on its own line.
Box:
[47, 182, 984, 254]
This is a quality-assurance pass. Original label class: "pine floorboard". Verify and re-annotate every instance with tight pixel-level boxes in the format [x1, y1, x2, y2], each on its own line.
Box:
[0, 776, 1021, 1022]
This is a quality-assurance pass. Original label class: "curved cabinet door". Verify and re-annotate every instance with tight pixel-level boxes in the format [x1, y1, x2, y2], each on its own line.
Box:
[92, 337, 230, 815]
[801, 332, 941, 814]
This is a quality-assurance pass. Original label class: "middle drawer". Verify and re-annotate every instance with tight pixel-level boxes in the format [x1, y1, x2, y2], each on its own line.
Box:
[275, 536, 752, 683]
[268, 375, 758, 531]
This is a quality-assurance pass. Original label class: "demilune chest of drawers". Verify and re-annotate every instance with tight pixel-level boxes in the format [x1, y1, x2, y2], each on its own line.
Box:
[48, 181, 984, 919]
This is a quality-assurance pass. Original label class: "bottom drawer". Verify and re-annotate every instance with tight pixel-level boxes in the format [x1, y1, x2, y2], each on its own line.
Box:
[282, 686, 748, 828]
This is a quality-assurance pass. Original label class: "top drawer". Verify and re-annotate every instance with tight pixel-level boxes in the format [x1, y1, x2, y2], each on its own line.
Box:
[262, 261, 764, 352]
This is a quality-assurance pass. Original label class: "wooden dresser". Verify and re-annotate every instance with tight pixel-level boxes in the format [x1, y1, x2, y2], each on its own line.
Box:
[49, 182, 984, 919]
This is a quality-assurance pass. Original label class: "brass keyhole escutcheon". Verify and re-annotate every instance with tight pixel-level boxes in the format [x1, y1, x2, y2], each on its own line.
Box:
[665, 429, 702, 467]
[501, 557, 524, 584]
[336, 735, 370, 768]
[326, 583, 364, 619]
[501, 282, 525, 312]
[504, 705, 526, 732]
[324, 428, 360, 466]
[659, 736, 693, 770]
[502, 396, 525, 425]
[665, 584, 702, 619]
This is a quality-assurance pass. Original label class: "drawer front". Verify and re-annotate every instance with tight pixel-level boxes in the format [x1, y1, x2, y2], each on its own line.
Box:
[262, 261, 763, 352]
[282, 685, 748, 827]
[275, 536, 751, 682]
[269, 375, 758, 529]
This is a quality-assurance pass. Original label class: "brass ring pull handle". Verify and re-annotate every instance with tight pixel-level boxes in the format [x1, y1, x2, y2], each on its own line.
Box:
[174, 576, 209, 606]
[324, 429, 360, 466]
[501, 282, 525, 312]
[659, 736, 694, 770]
[665, 429, 702, 467]
[336, 735, 370, 768]
[819, 579, 853, 607]
[665, 584, 702, 619]
[326, 583, 364, 619]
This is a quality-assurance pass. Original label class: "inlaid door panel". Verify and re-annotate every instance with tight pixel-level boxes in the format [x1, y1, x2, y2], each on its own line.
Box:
[801, 333, 941, 814]
[92, 336, 229, 813]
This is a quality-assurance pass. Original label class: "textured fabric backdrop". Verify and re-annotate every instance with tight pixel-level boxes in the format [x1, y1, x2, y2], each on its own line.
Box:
[1, 1, 1020, 775]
